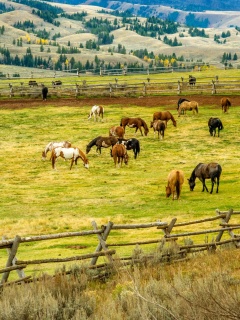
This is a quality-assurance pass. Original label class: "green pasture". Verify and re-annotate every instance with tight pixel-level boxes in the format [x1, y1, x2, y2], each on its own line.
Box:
[1, 74, 240, 277]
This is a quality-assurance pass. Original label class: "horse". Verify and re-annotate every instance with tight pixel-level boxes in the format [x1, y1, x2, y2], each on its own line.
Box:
[189, 75, 196, 86]
[178, 101, 198, 117]
[111, 144, 129, 167]
[109, 126, 125, 139]
[188, 162, 222, 193]
[52, 80, 62, 88]
[177, 98, 190, 115]
[42, 141, 71, 160]
[86, 136, 118, 154]
[120, 117, 149, 136]
[41, 85, 48, 101]
[166, 170, 184, 200]
[51, 147, 89, 170]
[221, 97, 231, 113]
[88, 105, 104, 121]
[208, 117, 223, 137]
[152, 111, 177, 128]
[119, 138, 140, 159]
[150, 120, 166, 140]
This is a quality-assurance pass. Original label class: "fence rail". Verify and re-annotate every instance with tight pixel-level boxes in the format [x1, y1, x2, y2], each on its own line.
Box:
[1, 209, 239, 287]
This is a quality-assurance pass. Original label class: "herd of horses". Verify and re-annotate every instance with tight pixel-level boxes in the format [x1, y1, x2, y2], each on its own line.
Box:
[42, 96, 230, 198]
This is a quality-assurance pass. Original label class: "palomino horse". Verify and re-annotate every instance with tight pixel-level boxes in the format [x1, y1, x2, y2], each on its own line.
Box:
[221, 97, 231, 113]
[153, 111, 177, 128]
[109, 126, 125, 139]
[111, 144, 128, 167]
[120, 117, 149, 136]
[51, 147, 89, 170]
[150, 120, 166, 140]
[178, 101, 198, 117]
[166, 170, 184, 200]
[119, 138, 140, 159]
[86, 136, 118, 154]
[88, 105, 104, 121]
[42, 141, 71, 160]
[208, 118, 223, 137]
[188, 162, 222, 193]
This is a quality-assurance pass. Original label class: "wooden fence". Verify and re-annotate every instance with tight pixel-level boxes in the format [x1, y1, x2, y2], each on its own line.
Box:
[1, 76, 240, 99]
[0, 209, 239, 287]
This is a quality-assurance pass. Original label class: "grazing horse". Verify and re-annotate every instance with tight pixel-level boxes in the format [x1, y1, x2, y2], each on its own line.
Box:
[166, 170, 184, 200]
[86, 136, 118, 154]
[41, 85, 48, 101]
[221, 97, 231, 113]
[109, 126, 125, 139]
[208, 117, 223, 137]
[189, 75, 196, 86]
[150, 120, 166, 140]
[120, 138, 140, 159]
[153, 111, 177, 128]
[177, 98, 190, 114]
[120, 117, 149, 136]
[88, 105, 104, 121]
[178, 101, 198, 117]
[111, 144, 128, 167]
[188, 162, 222, 193]
[42, 141, 71, 160]
[51, 147, 89, 170]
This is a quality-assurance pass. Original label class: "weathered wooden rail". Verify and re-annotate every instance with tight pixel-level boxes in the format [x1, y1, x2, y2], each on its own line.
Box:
[1, 76, 240, 99]
[0, 209, 239, 287]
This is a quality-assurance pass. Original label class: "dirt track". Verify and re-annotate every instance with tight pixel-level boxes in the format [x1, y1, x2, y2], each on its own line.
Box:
[0, 95, 239, 109]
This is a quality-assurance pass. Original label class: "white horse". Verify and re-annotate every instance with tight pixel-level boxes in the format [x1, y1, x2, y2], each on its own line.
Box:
[88, 105, 104, 121]
[42, 141, 71, 160]
[51, 147, 89, 170]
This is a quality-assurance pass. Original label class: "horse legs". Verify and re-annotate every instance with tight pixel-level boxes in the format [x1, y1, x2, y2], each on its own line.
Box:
[70, 158, 75, 170]
[201, 178, 209, 192]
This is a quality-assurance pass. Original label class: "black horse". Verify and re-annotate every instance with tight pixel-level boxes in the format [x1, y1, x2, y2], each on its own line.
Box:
[188, 162, 222, 193]
[208, 117, 223, 137]
[189, 75, 196, 86]
[120, 138, 140, 159]
[42, 85, 48, 101]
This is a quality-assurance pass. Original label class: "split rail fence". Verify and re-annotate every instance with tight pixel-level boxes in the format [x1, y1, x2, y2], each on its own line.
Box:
[1, 75, 240, 99]
[0, 209, 240, 287]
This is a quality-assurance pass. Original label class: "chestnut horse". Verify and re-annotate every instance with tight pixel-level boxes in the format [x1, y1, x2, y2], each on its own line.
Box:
[221, 97, 231, 113]
[88, 105, 104, 121]
[51, 147, 89, 170]
[188, 162, 222, 193]
[150, 120, 166, 140]
[42, 141, 71, 160]
[178, 101, 198, 116]
[111, 144, 128, 167]
[153, 111, 177, 128]
[120, 117, 149, 136]
[166, 170, 184, 200]
[86, 136, 118, 154]
[109, 126, 125, 139]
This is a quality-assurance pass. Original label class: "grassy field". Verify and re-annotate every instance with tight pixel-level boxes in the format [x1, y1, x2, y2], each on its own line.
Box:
[0, 73, 240, 277]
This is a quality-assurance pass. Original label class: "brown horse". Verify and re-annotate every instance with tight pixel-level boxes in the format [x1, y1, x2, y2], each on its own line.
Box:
[150, 120, 166, 140]
[221, 97, 231, 113]
[153, 111, 177, 128]
[111, 144, 129, 167]
[120, 117, 149, 136]
[86, 136, 118, 154]
[178, 101, 198, 116]
[109, 126, 125, 139]
[166, 170, 184, 200]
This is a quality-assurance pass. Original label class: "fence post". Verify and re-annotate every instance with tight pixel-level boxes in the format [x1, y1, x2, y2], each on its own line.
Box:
[177, 80, 181, 94]
[215, 209, 233, 242]
[212, 80, 216, 94]
[1, 235, 25, 285]
[90, 221, 114, 266]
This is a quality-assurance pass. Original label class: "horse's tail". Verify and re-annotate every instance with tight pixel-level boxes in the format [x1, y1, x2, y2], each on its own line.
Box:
[219, 120, 224, 130]
[195, 104, 198, 113]
[176, 171, 181, 199]
[51, 150, 55, 168]
[135, 140, 140, 157]
[227, 99, 231, 107]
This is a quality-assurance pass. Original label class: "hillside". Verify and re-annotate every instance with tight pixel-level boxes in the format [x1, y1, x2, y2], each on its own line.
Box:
[1, 0, 240, 74]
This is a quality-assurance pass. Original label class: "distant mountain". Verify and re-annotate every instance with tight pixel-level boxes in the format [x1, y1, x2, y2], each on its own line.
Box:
[46, 0, 240, 12]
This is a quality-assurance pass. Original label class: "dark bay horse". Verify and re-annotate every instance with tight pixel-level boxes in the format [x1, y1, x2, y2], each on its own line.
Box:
[86, 136, 118, 154]
[208, 117, 223, 137]
[153, 111, 177, 128]
[188, 163, 222, 193]
[51, 147, 89, 170]
[111, 144, 129, 167]
[109, 126, 125, 139]
[166, 170, 184, 200]
[221, 97, 231, 113]
[150, 120, 166, 140]
[120, 138, 140, 159]
[120, 117, 149, 136]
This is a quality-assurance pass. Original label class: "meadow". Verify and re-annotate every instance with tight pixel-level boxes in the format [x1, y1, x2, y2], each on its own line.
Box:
[0, 70, 240, 277]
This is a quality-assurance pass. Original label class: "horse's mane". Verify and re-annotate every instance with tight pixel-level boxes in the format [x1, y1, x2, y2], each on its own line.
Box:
[88, 136, 102, 147]
[138, 118, 148, 130]
[120, 117, 129, 126]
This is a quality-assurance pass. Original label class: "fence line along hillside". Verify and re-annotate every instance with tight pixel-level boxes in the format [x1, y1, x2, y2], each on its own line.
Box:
[1, 74, 240, 98]
[1, 209, 239, 287]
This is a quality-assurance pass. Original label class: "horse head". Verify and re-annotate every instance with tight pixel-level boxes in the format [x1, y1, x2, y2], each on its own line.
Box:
[166, 186, 171, 198]
[188, 178, 195, 191]
[124, 152, 129, 165]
